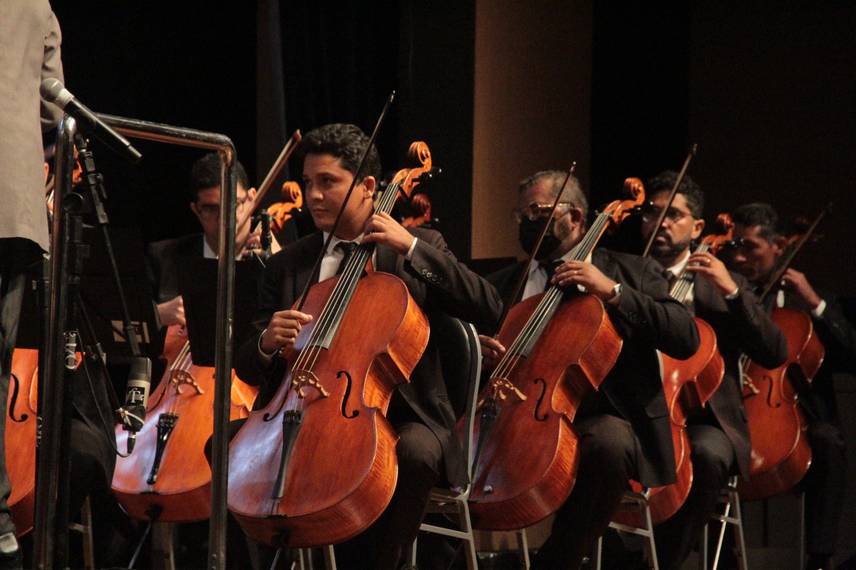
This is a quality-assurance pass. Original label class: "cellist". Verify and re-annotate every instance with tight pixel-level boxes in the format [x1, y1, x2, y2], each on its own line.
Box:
[147, 152, 267, 328]
[638, 174, 786, 570]
[479, 170, 698, 569]
[233, 123, 502, 569]
[728, 203, 856, 570]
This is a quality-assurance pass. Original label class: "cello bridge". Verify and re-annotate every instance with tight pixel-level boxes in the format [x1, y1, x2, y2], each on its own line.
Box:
[487, 377, 527, 403]
[742, 374, 760, 395]
[170, 370, 204, 395]
[291, 369, 330, 399]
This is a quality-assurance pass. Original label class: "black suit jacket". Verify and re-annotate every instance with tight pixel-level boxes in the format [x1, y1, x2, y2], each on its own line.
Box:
[769, 287, 856, 423]
[488, 249, 700, 487]
[691, 272, 788, 478]
[235, 228, 503, 487]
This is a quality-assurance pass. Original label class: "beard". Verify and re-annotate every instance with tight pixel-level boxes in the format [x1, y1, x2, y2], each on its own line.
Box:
[650, 231, 692, 263]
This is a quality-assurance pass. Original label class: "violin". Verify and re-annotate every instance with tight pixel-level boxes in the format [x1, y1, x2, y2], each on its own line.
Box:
[227, 142, 435, 547]
[738, 209, 827, 501]
[466, 178, 644, 531]
[614, 214, 731, 526]
[111, 325, 257, 522]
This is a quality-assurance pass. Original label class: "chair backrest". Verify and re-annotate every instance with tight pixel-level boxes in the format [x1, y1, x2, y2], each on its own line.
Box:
[430, 313, 482, 484]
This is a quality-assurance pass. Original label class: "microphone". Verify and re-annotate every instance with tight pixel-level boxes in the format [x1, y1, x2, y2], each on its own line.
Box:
[119, 356, 152, 454]
[40, 78, 142, 163]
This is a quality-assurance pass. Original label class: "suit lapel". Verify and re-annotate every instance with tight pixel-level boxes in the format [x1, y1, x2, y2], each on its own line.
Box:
[290, 232, 324, 306]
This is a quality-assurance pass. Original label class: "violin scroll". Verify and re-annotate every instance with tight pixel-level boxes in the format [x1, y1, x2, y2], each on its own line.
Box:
[604, 177, 646, 226]
[391, 141, 434, 199]
[701, 212, 735, 255]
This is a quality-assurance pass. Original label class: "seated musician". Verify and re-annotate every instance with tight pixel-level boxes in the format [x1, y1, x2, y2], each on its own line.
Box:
[479, 170, 699, 569]
[147, 153, 259, 328]
[234, 123, 502, 569]
[639, 174, 787, 570]
[727, 203, 856, 570]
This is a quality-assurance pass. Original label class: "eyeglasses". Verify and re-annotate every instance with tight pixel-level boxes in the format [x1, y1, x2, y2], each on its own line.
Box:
[640, 204, 692, 225]
[512, 201, 572, 224]
[196, 194, 250, 218]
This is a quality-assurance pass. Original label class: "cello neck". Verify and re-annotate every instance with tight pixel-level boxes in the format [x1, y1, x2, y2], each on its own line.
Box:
[298, 179, 405, 354]
[669, 243, 711, 305]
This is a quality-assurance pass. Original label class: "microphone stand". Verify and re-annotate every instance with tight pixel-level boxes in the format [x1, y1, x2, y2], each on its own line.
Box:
[34, 121, 139, 569]
[33, 115, 78, 570]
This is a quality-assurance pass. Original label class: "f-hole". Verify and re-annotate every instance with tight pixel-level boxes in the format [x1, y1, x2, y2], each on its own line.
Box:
[337, 370, 359, 419]
[8, 373, 28, 423]
[765, 375, 782, 408]
[533, 378, 548, 421]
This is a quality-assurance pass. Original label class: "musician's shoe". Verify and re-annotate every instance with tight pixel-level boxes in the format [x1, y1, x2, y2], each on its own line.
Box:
[0, 549, 22, 570]
[0, 533, 21, 570]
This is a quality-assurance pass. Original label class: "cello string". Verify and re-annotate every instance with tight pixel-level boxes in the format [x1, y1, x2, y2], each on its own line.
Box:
[493, 212, 610, 380]
[300, 180, 401, 375]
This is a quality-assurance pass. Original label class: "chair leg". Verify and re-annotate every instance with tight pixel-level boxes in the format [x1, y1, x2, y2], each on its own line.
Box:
[731, 492, 748, 570]
[592, 535, 603, 570]
[323, 544, 337, 570]
[457, 500, 478, 570]
[80, 497, 95, 570]
[641, 500, 660, 570]
[516, 528, 531, 569]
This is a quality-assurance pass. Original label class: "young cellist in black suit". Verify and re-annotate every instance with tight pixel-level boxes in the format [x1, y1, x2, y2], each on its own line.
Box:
[233, 123, 502, 569]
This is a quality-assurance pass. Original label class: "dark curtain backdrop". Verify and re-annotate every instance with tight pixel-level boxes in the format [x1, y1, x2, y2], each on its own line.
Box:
[257, 0, 475, 258]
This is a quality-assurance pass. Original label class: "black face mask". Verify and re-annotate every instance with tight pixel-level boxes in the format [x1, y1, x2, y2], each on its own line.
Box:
[518, 217, 562, 260]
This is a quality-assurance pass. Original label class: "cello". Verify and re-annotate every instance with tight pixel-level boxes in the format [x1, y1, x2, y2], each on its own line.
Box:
[466, 178, 644, 531]
[738, 209, 827, 501]
[111, 325, 258, 522]
[5, 349, 40, 536]
[615, 215, 733, 526]
[227, 142, 435, 548]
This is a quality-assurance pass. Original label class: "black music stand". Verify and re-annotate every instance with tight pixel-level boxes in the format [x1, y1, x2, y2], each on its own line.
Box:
[177, 256, 262, 367]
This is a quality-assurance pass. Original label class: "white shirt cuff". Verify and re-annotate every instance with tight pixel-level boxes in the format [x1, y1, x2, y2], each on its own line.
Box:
[257, 328, 278, 361]
[812, 299, 827, 318]
[405, 237, 418, 261]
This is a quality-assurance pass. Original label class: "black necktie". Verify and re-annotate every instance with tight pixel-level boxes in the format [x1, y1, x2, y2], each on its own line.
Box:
[541, 260, 562, 292]
[335, 241, 357, 276]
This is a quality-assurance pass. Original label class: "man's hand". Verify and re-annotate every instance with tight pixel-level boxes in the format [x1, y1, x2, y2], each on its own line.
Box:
[479, 335, 507, 369]
[157, 296, 186, 328]
[553, 261, 618, 302]
[362, 212, 415, 255]
[260, 310, 313, 354]
[781, 268, 822, 310]
[685, 251, 739, 295]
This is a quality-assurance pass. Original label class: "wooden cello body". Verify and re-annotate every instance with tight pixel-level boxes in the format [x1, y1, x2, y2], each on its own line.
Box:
[468, 294, 622, 530]
[227, 269, 428, 547]
[4, 348, 40, 536]
[739, 307, 824, 500]
[614, 317, 724, 525]
[467, 179, 644, 531]
[112, 325, 257, 522]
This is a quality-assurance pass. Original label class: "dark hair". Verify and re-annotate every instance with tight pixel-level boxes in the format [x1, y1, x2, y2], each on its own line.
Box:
[732, 202, 780, 241]
[190, 152, 249, 200]
[300, 123, 382, 181]
[647, 171, 704, 218]
[518, 170, 588, 219]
